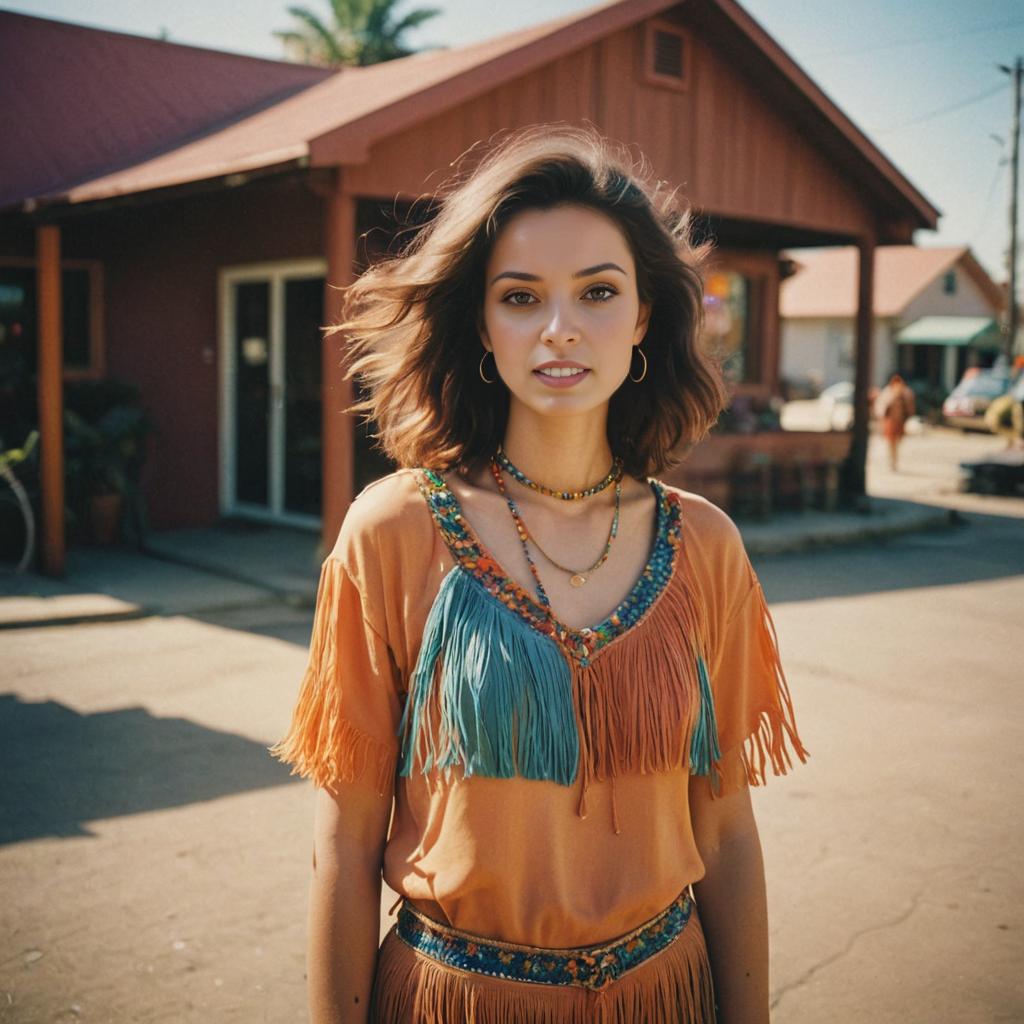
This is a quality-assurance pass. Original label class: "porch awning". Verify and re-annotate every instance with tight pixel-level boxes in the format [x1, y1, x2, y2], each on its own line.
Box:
[895, 315, 1000, 347]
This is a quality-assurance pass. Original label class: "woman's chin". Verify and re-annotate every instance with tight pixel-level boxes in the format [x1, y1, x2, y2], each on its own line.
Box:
[508, 390, 612, 421]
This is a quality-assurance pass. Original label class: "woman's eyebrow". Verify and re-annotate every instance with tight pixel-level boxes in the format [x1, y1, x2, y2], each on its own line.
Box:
[489, 262, 628, 286]
[575, 262, 628, 279]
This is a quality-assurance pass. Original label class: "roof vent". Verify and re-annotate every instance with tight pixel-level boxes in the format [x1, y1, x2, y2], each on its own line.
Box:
[643, 22, 690, 90]
[653, 30, 684, 78]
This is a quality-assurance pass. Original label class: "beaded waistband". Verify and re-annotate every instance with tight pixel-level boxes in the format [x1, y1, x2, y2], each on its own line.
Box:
[395, 891, 693, 993]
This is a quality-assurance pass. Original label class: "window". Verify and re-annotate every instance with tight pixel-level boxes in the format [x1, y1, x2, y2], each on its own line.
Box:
[643, 21, 690, 90]
[0, 262, 103, 379]
[703, 271, 757, 383]
[943, 270, 956, 295]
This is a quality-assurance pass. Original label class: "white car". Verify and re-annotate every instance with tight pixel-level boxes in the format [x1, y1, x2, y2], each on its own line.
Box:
[780, 382, 855, 432]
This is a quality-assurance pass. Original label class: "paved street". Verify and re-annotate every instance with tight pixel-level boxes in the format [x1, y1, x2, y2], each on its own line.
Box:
[1, 425, 1021, 1022]
[755, 512, 1022, 1023]
[866, 422, 1024, 519]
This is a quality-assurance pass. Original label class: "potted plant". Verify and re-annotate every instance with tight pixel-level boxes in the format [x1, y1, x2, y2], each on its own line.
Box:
[64, 394, 153, 546]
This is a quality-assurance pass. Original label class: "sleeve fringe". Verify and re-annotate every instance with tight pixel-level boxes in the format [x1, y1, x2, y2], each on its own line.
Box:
[267, 558, 398, 798]
[739, 581, 808, 786]
[268, 707, 397, 798]
[713, 580, 809, 797]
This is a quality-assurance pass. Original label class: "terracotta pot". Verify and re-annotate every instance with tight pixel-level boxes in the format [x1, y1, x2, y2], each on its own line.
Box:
[89, 493, 124, 545]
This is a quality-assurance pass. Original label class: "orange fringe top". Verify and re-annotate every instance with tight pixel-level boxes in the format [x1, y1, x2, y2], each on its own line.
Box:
[269, 468, 807, 948]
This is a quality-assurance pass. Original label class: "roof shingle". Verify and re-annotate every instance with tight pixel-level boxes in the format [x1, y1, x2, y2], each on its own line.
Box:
[0, 10, 331, 210]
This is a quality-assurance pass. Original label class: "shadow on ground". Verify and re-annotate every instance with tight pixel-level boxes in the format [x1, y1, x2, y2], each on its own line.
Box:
[0, 693, 299, 846]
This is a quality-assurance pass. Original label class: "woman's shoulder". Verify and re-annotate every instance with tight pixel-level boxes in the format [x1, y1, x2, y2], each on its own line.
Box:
[653, 479, 753, 593]
[328, 467, 434, 565]
[655, 480, 744, 549]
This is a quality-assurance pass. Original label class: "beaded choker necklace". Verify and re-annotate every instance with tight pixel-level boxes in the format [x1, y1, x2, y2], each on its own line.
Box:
[495, 445, 623, 501]
[489, 458, 621, 593]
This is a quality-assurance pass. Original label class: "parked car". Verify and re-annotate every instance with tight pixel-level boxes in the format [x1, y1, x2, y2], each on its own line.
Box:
[942, 369, 1012, 431]
[780, 381, 854, 432]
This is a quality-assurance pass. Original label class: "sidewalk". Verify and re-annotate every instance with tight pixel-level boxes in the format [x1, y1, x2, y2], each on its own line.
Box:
[0, 494, 954, 631]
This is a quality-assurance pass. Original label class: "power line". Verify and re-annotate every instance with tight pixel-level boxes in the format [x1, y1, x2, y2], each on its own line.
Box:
[870, 82, 1009, 134]
[806, 16, 1024, 59]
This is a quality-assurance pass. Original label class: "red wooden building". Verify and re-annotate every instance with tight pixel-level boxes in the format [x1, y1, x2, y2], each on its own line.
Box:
[0, 0, 939, 572]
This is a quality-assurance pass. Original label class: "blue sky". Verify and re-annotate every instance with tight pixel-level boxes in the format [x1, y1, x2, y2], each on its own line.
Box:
[7, 0, 1023, 284]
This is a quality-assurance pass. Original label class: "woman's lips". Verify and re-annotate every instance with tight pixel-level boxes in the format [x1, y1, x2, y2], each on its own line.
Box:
[533, 367, 590, 388]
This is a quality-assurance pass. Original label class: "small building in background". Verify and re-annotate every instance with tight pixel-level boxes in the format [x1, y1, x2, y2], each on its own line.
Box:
[779, 245, 1004, 400]
[2, 0, 941, 558]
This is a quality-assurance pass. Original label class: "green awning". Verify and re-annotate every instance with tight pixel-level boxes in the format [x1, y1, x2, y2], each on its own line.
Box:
[895, 316, 1000, 348]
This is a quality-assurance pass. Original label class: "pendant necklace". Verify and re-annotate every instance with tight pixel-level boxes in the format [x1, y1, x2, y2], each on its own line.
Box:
[488, 457, 621, 594]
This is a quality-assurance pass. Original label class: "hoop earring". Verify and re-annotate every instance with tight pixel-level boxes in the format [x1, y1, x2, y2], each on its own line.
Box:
[628, 346, 648, 384]
[479, 350, 497, 384]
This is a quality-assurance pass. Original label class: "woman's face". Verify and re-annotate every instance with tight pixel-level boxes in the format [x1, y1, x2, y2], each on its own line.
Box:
[480, 203, 650, 422]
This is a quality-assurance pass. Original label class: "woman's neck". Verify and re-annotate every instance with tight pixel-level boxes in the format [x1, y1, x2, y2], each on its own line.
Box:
[499, 405, 615, 494]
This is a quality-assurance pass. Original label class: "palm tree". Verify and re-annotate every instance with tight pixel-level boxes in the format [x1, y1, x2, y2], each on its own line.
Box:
[275, 0, 443, 68]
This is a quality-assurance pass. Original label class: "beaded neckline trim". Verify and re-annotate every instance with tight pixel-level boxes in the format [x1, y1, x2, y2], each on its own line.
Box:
[414, 468, 683, 666]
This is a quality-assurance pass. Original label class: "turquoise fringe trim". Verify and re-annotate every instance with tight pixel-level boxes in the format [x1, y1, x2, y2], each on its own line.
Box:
[688, 654, 721, 778]
[398, 566, 579, 784]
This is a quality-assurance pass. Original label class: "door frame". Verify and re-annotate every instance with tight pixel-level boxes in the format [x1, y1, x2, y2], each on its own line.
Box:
[218, 258, 327, 528]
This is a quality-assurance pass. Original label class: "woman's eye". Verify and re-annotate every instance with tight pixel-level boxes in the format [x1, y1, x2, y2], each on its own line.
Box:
[502, 290, 537, 306]
[585, 285, 617, 302]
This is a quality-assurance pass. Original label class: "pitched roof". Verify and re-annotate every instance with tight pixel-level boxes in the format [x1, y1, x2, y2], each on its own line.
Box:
[695, 0, 938, 230]
[0, 10, 332, 211]
[4, 0, 938, 233]
[45, 3, 600, 207]
[779, 246, 1004, 318]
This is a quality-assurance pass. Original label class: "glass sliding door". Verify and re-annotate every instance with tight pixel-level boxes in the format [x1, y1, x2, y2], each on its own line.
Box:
[233, 281, 271, 507]
[283, 276, 324, 517]
[220, 261, 325, 527]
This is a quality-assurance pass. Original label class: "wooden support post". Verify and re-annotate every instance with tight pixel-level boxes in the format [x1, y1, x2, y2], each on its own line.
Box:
[320, 175, 357, 556]
[761, 257, 781, 394]
[841, 233, 876, 506]
[36, 224, 66, 576]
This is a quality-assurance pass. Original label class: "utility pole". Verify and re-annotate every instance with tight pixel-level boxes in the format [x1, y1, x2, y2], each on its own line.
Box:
[999, 56, 1021, 363]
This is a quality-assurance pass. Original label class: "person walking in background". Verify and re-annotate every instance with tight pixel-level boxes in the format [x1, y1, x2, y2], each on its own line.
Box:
[270, 125, 808, 1023]
[875, 373, 916, 471]
[983, 359, 1024, 448]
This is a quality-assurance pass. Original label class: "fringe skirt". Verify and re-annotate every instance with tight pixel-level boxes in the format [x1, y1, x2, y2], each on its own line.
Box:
[369, 891, 717, 1023]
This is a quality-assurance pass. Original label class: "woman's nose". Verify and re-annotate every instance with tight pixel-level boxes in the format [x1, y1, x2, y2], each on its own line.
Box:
[540, 300, 580, 346]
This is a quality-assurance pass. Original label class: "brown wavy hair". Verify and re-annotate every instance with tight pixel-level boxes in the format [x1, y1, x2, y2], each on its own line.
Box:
[334, 123, 726, 478]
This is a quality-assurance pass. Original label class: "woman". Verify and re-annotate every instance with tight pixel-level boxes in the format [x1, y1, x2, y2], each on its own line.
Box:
[874, 373, 916, 471]
[270, 125, 807, 1023]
